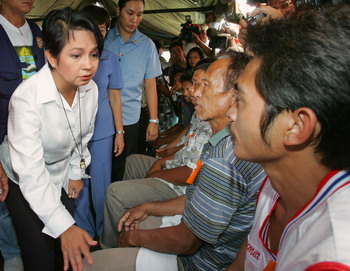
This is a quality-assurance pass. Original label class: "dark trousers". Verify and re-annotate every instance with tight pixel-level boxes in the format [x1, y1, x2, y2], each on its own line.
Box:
[6, 181, 75, 271]
[137, 107, 149, 155]
[111, 122, 139, 182]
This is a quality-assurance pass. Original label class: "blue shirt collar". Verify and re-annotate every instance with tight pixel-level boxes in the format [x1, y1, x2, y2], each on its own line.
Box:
[111, 25, 142, 46]
[208, 126, 231, 147]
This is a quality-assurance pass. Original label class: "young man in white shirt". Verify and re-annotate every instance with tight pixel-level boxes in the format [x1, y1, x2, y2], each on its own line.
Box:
[227, 5, 350, 270]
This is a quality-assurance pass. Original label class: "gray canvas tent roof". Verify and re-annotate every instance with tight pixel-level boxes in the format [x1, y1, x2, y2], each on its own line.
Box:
[27, 0, 239, 45]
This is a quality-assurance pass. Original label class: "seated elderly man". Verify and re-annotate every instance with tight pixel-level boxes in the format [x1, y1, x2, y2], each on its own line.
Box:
[87, 52, 266, 270]
[101, 60, 215, 248]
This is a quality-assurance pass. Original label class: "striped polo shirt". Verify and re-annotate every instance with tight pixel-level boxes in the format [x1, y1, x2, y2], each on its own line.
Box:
[180, 127, 266, 270]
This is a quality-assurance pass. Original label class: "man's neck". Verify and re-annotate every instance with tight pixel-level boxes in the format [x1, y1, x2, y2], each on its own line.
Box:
[263, 151, 331, 214]
[0, 6, 26, 28]
[209, 117, 230, 135]
[117, 23, 134, 42]
[264, 153, 331, 252]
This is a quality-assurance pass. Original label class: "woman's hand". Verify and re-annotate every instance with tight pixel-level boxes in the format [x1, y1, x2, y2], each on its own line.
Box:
[146, 122, 159, 142]
[60, 225, 97, 271]
[114, 134, 125, 157]
[68, 179, 83, 199]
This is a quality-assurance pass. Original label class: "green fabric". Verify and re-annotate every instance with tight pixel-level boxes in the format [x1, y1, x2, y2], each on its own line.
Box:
[27, 0, 218, 45]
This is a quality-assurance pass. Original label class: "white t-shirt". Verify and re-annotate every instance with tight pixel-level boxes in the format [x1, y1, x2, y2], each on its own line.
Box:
[245, 170, 350, 271]
[0, 14, 37, 79]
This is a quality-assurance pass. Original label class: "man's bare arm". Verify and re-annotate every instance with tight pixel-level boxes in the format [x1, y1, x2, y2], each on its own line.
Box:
[119, 222, 204, 255]
[225, 238, 247, 271]
[147, 166, 193, 186]
[118, 195, 186, 232]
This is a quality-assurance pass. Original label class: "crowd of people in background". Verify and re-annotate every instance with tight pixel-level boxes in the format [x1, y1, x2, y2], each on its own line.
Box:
[0, 0, 349, 270]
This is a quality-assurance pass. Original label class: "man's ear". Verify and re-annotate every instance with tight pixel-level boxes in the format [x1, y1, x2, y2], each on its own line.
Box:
[284, 107, 320, 146]
[45, 50, 57, 69]
[116, 7, 120, 16]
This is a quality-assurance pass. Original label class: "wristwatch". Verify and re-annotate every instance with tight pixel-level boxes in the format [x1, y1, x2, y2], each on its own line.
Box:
[149, 119, 159, 124]
[116, 130, 125, 134]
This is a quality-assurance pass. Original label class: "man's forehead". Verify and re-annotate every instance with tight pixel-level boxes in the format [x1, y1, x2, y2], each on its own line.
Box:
[205, 58, 230, 81]
[193, 69, 205, 79]
[171, 45, 182, 52]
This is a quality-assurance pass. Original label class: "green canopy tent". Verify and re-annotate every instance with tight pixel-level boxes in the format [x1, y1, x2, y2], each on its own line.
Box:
[27, 0, 243, 45]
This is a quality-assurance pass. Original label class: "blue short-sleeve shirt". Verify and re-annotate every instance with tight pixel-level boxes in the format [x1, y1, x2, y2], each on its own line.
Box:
[104, 27, 162, 125]
[91, 49, 123, 141]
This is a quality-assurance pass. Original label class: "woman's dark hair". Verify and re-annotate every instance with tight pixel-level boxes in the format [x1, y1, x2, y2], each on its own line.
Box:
[246, 4, 350, 170]
[118, 0, 145, 10]
[81, 4, 111, 30]
[186, 47, 205, 70]
[42, 7, 104, 69]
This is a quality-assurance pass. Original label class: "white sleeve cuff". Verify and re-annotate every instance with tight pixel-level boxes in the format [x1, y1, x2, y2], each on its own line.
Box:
[68, 166, 90, 181]
[42, 208, 75, 238]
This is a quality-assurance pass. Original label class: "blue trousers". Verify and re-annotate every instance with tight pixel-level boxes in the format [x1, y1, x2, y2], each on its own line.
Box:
[0, 202, 21, 261]
[74, 136, 113, 238]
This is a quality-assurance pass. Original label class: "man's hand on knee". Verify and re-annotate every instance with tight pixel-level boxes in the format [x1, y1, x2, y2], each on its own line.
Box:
[118, 204, 150, 232]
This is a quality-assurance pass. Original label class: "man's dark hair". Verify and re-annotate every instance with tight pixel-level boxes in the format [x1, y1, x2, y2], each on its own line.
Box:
[194, 57, 217, 71]
[118, 0, 145, 10]
[172, 68, 186, 79]
[42, 7, 104, 69]
[169, 41, 183, 53]
[153, 39, 163, 52]
[223, 51, 252, 92]
[81, 4, 111, 30]
[169, 66, 186, 86]
[180, 71, 194, 83]
[246, 4, 350, 170]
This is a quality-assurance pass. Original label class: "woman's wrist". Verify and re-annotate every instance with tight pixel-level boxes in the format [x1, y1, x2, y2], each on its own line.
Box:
[149, 119, 159, 124]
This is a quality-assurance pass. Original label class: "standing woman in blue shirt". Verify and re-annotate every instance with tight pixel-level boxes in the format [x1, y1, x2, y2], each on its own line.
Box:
[75, 4, 123, 239]
[104, 0, 162, 181]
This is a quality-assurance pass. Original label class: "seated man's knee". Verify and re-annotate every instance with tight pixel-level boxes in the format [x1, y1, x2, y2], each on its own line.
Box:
[106, 181, 135, 208]
[125, 154, 137, 165]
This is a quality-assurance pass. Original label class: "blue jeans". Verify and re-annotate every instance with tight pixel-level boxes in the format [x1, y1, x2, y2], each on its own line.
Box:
[0, 202, 23, 270]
